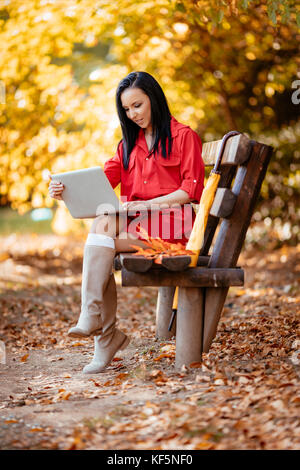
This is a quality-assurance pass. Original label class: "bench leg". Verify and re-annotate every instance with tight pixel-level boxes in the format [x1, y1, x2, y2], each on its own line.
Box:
[203, 287, 228, 352]
[175, 287, 204, 370]
[155, 287, 176, 340]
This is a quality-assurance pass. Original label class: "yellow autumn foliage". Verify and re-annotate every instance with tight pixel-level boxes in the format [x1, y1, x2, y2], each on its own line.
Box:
[0, 0, 298, 236]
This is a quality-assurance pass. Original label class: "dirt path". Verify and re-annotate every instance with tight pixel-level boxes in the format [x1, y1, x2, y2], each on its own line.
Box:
[0, 235, 299, 450]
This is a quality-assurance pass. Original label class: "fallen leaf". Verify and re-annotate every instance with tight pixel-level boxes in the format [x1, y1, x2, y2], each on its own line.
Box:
[291, 397, 300, 404]
[0, 252, 10, 262]
[29, 427, 44, 432]
[115, 372, 128, 380]
[61, 392, 72, 400]
[195, 441, 215, 450]
[189, 362, 202, 368]
[154, 353, 175, 361]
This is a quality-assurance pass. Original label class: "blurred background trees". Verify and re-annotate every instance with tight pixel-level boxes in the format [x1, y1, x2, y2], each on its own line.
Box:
[0, 0, 299, 245]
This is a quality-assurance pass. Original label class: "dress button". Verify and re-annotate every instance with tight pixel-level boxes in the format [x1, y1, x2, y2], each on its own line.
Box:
[193, 179, 197, 183]
[146, 157, 149, 160]
[144, 181, 147, 184]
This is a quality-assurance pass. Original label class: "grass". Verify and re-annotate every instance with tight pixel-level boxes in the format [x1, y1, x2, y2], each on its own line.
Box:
[0, 207, 53, 235]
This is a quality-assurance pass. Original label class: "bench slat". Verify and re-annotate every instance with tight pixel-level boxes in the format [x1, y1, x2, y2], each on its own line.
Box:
[119, 254, 192, 272]
[201, 165, 237, 255]
[210, 187, 237, 219]
[202, 134, 252, 166]
[160, 255, 191, 271]
[114, 254, 210, 271]
[121, 267, 244, 287]
[119, 253, 153, 272]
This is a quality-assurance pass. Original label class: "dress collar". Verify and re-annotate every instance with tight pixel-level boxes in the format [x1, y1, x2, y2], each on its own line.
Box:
[136, 128, 149, 154]
[136, 116, 181, 153]
[170, 116, 181, 138]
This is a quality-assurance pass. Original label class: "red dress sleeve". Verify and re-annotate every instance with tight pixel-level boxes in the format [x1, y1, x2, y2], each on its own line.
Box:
[103, 141, 122, 189]
[178, 129, 205, 203]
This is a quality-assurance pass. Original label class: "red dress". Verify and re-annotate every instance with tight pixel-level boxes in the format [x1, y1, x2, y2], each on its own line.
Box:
[104, 116, 205, 245]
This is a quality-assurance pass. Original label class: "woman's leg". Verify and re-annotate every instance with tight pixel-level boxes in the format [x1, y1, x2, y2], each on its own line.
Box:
[68, 213, 133, 373]
[68, 214, 124, 338]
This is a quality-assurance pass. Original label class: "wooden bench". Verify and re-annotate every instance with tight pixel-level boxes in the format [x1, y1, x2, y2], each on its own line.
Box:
[114, 133, 273, 369]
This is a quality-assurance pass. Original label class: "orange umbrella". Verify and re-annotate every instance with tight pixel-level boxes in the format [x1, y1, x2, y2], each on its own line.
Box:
[168, 131, 241, 331]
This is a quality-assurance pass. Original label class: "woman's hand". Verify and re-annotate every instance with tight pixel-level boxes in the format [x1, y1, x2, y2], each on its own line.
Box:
[121, 190, 191, 212]
[122, 200, 152, 212]
[48, 177, 64, 200]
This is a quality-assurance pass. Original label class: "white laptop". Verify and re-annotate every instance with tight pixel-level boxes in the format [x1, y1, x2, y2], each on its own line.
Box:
[51, 166, 126, 219]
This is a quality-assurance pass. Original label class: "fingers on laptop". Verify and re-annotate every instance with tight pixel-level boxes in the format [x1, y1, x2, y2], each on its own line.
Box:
[49, 181, 64, 199]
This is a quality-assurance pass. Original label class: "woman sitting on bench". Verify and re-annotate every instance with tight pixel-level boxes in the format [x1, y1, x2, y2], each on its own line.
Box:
[48, 71, 205, 374]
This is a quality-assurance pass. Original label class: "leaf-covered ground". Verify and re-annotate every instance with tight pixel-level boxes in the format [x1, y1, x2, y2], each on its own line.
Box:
[0, 234, 299, 450]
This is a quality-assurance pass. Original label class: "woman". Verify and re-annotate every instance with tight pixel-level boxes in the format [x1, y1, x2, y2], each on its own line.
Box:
[49, 71, 205, 374]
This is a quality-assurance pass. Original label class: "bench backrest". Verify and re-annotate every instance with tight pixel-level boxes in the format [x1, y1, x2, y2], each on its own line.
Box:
[200, 134, 272, 268]
[200, 133, 273, 351]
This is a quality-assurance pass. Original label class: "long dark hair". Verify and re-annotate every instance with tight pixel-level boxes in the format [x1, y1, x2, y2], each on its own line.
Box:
[116, 71, 173, 170]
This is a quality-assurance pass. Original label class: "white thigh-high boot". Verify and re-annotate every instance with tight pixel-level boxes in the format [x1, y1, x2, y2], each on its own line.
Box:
[82, 272, 130, 374]
[68, 234, 117, 338]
